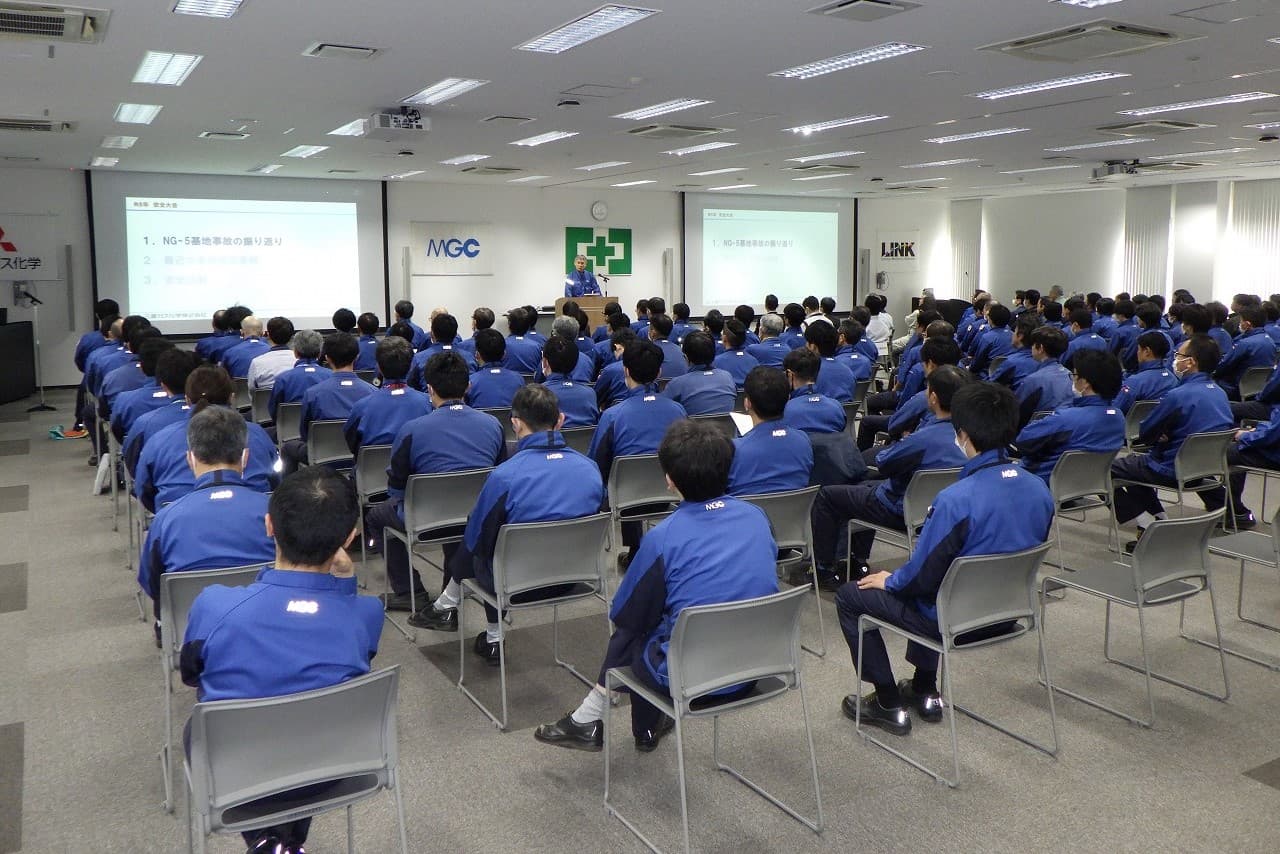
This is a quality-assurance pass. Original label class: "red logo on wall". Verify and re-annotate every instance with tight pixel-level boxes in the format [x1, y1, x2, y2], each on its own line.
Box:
[0, 228, 16, 253]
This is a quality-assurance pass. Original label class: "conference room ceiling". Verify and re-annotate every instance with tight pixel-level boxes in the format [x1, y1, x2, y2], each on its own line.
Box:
[5, 0, 1280, 198]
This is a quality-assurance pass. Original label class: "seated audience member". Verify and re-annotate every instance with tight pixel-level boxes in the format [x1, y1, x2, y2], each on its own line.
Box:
[219, 315, 271, 378]
[366, 352, 506, 615]
[990, 313, 1043, 388]
[713, 319, 760, 388]
[1112, 335, 1246, 546]
[756, 293, 780, 337]
[1205, 300, 1234, 357]
[1215, 305, 1275, 400]
[779, 302, 808, 350]
[110, 336, 176, 443]
[1093, 297, 1117, 340]
[747, 313, 790, 367]
[541, 315, 595, 382]
[857, 337, 961, 454]
[663, 331, 736, 415]
[267, 330, 331, 422]
[647, 314, 689, 379]
[1061, 308, 1108, 370]
[192, 308, 230, 364]
[71, 299, 121, 436]
[835, 320, 876, 382]
[592, 301, 622, 343]
[465, 328, 526, 410]
[812, 366, 969, 591]
[727, 366, 814, 496]
[343, 336, 432, 453]
[631, 298, 652, 334]
[671, 302, 694, 344]
[702, 309, 726, 357]
[1122, 303, 1174, 372]
[957, 295, 991, 354]
[595, 327, 639, 409]
[394, 299, 429, 350]
[1108, 299, 1139, 358]
[123, 349, 201, 476]
[332, 308, 357, 334]
[893, 310, 941, 393]
[969, 303, 1014, 377]
[541, 335, 599, 427]
[354, 312, 380, 372]
[521, 304, 547, 345]
[99, 325, 162, 419]
[590, 340, 688, 562]
[593, 311, 632, 374]
[782, 348, 845, 435]
[1040, 300, 1065, 331]
[807, 322, 857, 403]
[1225, 407, 1280, 525]
[180, 466, 381, 854]
[734, 303, 761, 346]
[281, 332, 374, 474]
[86, 315, 138, 399]
[503, 307, 544, 373]
[866, 293, 895, 357]
[1013, 349, 1125, 483]
[246, 316, 297, 391]
[137, 406, 274, 627]
[571, 308, 596, 356]
[134, 366, 280, 512]
[386, 320, 416, 347]
[835, 381, 1054, 735]
[848, 308, 881, 363]
[1015, 326, 1073, 428]
[408, 312, 470, 390]
[1113, 331, 1177, 413]
[805, 295, 833, 329]
[76, 312, 122, 437]
[438, 384, 605, 656]
[868, 319, 952, 417]
[534, 419, 778, 752]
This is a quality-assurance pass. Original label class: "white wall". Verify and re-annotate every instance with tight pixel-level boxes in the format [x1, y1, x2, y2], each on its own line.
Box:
[857, 195, 952, 326]
[0, 167, 94, 388]
[1171, 182, 1222, 301]
[385, 183, 681, 320]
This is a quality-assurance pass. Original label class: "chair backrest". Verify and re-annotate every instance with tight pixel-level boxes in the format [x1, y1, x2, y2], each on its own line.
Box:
[1131, 510, 1220, 594]
[739, 486, 820, 555]
[851, 378, 872, 407]
[935, 542, 1052, 644]
[1049, 449, 1118, 505]
[354, 444, 392, 502]
[1125, 399, 1159, 446]
[608, 454, 673, 514]
[493, 512, 611, 599]
[478, 407, 515, 443]
[231, 376, 249, 409]
[988, 355, 1007, 377]
[560, 425, 595, 455]
[275, 402, 304, 445]
[667, 587, 810, 710]
[656, 377, 671, 392]
[307, 419, 353, 468]
[355, 369, 377, 385]
[159, 564, 267, 668]
[1173, 429, 1234, 486]
[250, 387, 272, 425]
[902, 468, 962, 531]
[187, 667, 399, 831]
[734, 389, 747, 413]
[690, 412, 738, 439]
[1240, 364, 1273, 400]
[402, 468, 494, 542]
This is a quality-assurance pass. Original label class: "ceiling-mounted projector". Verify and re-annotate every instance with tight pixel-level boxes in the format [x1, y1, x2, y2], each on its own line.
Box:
[1092, 160, 1138, 181]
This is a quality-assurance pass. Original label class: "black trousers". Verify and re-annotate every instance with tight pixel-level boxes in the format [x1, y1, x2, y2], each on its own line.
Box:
[856, 415, 890, 452]
[1111, 454, 1226, 524]
[811, 481, 904, 570]
[280, 438, 308, 475]
[1228, 446, 1276, 512]
[1231, 400, 1271, 424]
[365, 500, 449, 596]
[835, 584, 939, 690]
[865, 390, 898, 416]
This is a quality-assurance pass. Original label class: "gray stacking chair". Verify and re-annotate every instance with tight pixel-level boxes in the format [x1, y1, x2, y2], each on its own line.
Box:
[184, 667, 408, 854]
[108, 430, 122, 532]
[1047, 449, 1121, 569]
[157, 563, 267, 813]
[1113, 429, 1237, 530]
[1198, 506, 1280, 670]
[604, 586, 822, 854]
[249, 387, 272, 425]
[1239, 364, 1273, 401]
[843, 379, 874, 437]
[306, 419, 353, 471]
[988, 355, 1007, 377]
[231, 376, 250, 411]
[607, 454, 677, 591]
[355, 368, 378, 384]
[382, 468, 493, 642]
[561, 425, 596, 456]
[274, 402, 303, 447]
[478, 406, 516, 443]
[1041, 511, 1229, 728]
[733, 389, 747, 413]
[740, 487, 827, 657]
[846, 467, 961, 560]
[354, 444, 392, 570]
[1123, 399, 1159, 453]
[689, 412, 738, 440]
[855, 543, 1057, 788]
[457, 512, 611, 731]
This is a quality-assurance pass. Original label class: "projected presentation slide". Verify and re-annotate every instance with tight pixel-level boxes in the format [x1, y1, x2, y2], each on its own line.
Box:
[124, 197, 360, 323]
[702, 208, 838, 306]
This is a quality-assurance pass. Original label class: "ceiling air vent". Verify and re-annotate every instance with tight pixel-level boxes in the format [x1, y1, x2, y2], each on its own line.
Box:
[0, 116, 74, 132]
[887, 183, 940, 191]
[1097, 120, 1213, 137]
[1136, 160, 1204, 173]
[460, 165, 522, 176]
[980, 20, 1193, 62]
[627, 124, 731, 140]
[808, 0, 920, 22]
[302, 42, 378, 60]
[0, 3, 108, 43]
[327, 169, 358, 174]
[198, 131, 249, 140]
[788, 163, 860, 173]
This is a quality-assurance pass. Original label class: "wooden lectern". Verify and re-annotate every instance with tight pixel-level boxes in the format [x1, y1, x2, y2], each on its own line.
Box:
[555, 295, 609, 334]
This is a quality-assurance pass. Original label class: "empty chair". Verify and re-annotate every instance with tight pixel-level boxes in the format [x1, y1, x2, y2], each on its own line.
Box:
[604, 587, 822, 854]
[306, 419, 354, 471]
[690, 412, 737, 440]
[250, 387, 272, 426]
[184, 667, 408, 854]
[854, 543, 1057, 788]
[846, 468, 961, 560]
[354, 444, 393, 568]
[457, 513, 612, 730]
[740, 487, 827, 657]
[1199, 506, 1280, 670]
[1041, 511, 1229, 728]
[561, 425, 595, 456]
[1239, 364, 1273, 401]
[274, 402, 304, 447]
[607, 454, 677, 587]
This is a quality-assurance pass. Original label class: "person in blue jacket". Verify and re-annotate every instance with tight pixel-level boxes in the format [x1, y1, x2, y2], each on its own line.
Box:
[266, 329, 332, 424]
[110, 337, 176, 443]
[1206, 301, 1235, 360]
[806, 322, 857, 403]
[647, 314, 689, 379]
[180, 466, 382, 854]
[503, 306, 545, 374]
[219, 315, 271, 379]
[835, 381, 1054, 736]
[342, 337, 432, 453]
[1214, 305, 1275, 400]
[99, 326, 162, 420]
[393, 299, 429, 351]
[894, 310, 939, 390]
[593, 311, 631, 374]
[280, 332, 374, 474]
[1113, 331, 1177, 413]
[191, 308, 228, 363]
[1013, 349, 1125, 483]
[813, 366, 970, 591]
[1231, 358, 1280, 424]
[990, 313, 1043, 389]
[407, 313, 473, 390]
[968, 303, 1015, 377]
[778, 303, 808, 350]
[713, 320, 761, 389]
[1109, 299, 1139, 360]
[465, 329, 526, 410]
[445, 384, 606, 661]
[1061, 309, 1109, 370]
[592, 301, 622, 343]
[747, 313, 790, 368]
[1015, 326, 1073, 428]
[595, 328, 638, 409]
[1122, 304, 1175, 372]
[663, 331, 736, 415]
[727, 366, 813, 497]
[541, 335, 599, 427]
[456, 306, 497, 358]
[857, 336, 961, 454]
[1225, 405, 1280, 523]
[670, 302, 694, 345]
[835, 319, 877, 382]
[123, 349, 200, 477]
[534, 418, 779, 752]
[782, 348, 845, 435]
[353, 312, 380, 373]
[534, 315, 595, 382]
[564, 254, 602, 298]
[71, 299, 120, 436]
[85, 316, 130, 398]
[1093, 297, 1118, 340]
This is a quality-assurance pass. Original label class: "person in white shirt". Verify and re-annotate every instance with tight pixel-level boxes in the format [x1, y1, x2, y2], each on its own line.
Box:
[865, 294, 895, 358]
[246, 316, 298, 391]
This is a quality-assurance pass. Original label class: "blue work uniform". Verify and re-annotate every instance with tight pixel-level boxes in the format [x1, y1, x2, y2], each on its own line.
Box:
[1061, 330, 1108, 368]
[134, 410, 280, 512]
[465, 365, 526, 409]
[342, 380, 432, 453]
[1114, 361, 1177, 413]
[299, 371, 375, 441]
[1215, 327, 1275, 398]
[778, 326, 807, 350]
[74, 331, 112, 372]
[354, 334, 379, 372]
[124, 397, 190, 477]
[815, 357, 857, 403]
[589, 385, 687, 478]
[872, 417, 966, 516]
[1237, 406, 1280, 465]
[887, 390, 933, 439]
[1093, 314, 1117, 341]
[671, 322, 694, 345]
[653, 339, 688, 379]
[1133, 371, 1232, 478]
[563, 268, 602, 298]
[503, 335, 543, 374]
[111, 379, 173, 443]
[592, 338, 618, 375]
[98, 357, 145, 416]
[663, 365, 736, 415]
[85, 344, 129, 397]
[840, 351, 876, 383]
[713, 349, 761, 388]
[1208, 325, 1234, 360]
[854, 338, 880, 364]
[403, 319, 429, 351]
[194, 331, 235, 363]
[727, 422, 813, 495]
[543, 376, 600, 427]
[970, 326, 1014, 376]
[220, 337, 271, 378]
[746, 339, 790, 368]
[1014, 396, 1125, 482]
[782, 384, 845, 435]
[1016, 360, 1073, 426]
[268, 360, 332, 421]
[407, 342, 475, 392]
[990, 348, 1037, 388]
[594, 362, 629, 409]
[385, 401, 506, 513]
[1108, 319, 1139, 360]
[896, 336, 923, 387]
[897, 363, 926, 403]
[1122, 327, 1174, 373]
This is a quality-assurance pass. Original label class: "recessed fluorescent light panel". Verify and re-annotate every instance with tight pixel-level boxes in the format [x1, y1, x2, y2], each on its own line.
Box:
[969, 71, 1129, 100]
[792, 173, 852, 181]
[508, 174, 551, 183]
[998, 164, 1083, 174]
[517, 5, 658, 54]
[133, 51, 203, 85]
[383, 170, 425, 180]
[1147, 147, 1254, 160]
[1051, 0, 1125, 8]
[173, 0, 244, 16]
[613, 99, 712, 120]
[707, 184, 756, 190]
[925, 127, 1029, 144]
[889, 177, 947, 185]
[248, 164, 282, 174]
[787, 115, 888, 135]
[771, 42, 928, 80]
[281, 144, 328, 158]
[663, 141, 738, 156]
[689, 167, 747, 176]
[402, 77, 490, 106]
[1044, 137, 1154, 151]
[114, 103, 163, 124]
[100, 135, 137, 149]
[785, 151, 865, 163]
[511, 131, 578, 147]
[1118, 92, 1277, 117]
[440, 154, 490, 165]
[327, 119, 367, 137]
[90, 156, 119, 167]
[1245, 121, 1280, 129]
[576, 160, 630, 171]
[901, 158, 980, 168]
[612, 179, 656, 187]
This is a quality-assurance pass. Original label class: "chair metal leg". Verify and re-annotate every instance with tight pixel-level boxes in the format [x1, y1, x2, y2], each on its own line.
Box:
[135, 588, 147, 622]
[456, 589, 509, 730]
[551, 604, 594, 688]
[346, 804, 355, 854]
[160, 653, 174, 812]
[602, 670, 669, 854]
[380, 529, 416, 643]
[674, 716, 692, 854]
[394, 776, 410, 854]
[802, 557, 827, 659]
[1180, 560, 1280, 671]
[1105, 595, 1231, 704]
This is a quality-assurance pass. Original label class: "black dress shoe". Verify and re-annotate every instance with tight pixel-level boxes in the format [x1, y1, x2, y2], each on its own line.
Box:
[897, 679, 944, 723]
[841, 692, 911, 736]
[533, 713, 603, 751]
[634, 715, 675, 753]
[1221, 511, 1257, 531]
[472, 631, 501, 665]
[816, 570, 844, 593]
[408, 605, 458, 631]
[246, 834, 283, 854]
[384, 591, 427, 612]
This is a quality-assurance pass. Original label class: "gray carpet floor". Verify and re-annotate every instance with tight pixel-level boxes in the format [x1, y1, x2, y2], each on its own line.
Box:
[2, 388, 1279, 853]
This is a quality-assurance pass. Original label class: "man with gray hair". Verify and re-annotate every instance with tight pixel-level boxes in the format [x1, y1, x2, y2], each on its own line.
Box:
[267, 329, 332, 423]
[541, 314, 595, 381]
[564, 253, 602, 298]
[746, 312, 790, 367]
[136, 405, 275, 641]
[220, 315, 271, 378]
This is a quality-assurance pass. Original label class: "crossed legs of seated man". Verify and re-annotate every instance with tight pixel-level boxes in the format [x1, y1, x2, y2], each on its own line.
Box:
[810, 480, 902, 591]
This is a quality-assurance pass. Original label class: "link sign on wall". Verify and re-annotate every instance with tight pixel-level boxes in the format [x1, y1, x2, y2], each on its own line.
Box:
[876, 230, 921, 272]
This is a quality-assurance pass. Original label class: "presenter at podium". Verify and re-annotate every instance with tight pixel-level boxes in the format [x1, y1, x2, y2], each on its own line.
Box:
[564, 254, 603, 298]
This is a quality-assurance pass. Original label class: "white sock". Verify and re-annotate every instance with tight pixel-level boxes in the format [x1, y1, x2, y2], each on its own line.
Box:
[434, 580, 460, 610]
[570, 686, 609, 725]
[1133, 512, 1156, 529]
[486, 622, 501, 644]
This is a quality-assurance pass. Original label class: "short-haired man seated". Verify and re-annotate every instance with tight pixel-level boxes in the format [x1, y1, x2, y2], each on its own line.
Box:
[806, 321, 858, 403]
[180, 467, 382, 854]
[662, 330, 736, 415]
[281, 332, 374, 474]
[354, 311, 380, 372]
[267, 329, 331, 424]
[594, 327, 639, 409]
[713, 319, 760, 388]
[1015, 326, 1073, 428]
[123, 349, 201, 477]
[541, 335, 599, 427]
[533, 419, 779, 752]
[835, 382, 1054, 735]
[465, 328, 526, 409]
[247, 316, 298, 392]
[1113, 330, 1177, 413]
[782, 347, 846, 435]
[342, 336, 432, 453]
[727, 366, 813, 496]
